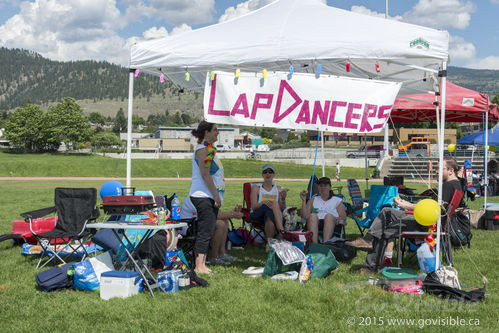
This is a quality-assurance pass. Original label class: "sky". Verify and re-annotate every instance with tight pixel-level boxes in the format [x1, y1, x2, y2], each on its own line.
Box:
[0, 0, 498, 69]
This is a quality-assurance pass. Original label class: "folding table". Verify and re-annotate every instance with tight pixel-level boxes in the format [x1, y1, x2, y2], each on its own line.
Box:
[86, 222, 187, 297]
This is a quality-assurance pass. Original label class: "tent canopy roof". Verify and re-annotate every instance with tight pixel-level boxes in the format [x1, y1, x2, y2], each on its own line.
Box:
[391, 81, 498, 123]
[130, 0, 449, 94]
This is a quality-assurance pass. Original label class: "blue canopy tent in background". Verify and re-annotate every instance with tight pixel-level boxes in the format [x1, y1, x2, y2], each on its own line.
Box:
[458, 128, 499, 146]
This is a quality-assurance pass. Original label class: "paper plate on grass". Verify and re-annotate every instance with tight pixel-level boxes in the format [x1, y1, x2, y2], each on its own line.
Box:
[242, 266, 264, 277]
[381, 267, 418, 280]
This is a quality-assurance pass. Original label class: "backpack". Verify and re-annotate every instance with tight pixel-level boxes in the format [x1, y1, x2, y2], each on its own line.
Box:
[447, 210, 472, 247]
[36, 262, 74, 292]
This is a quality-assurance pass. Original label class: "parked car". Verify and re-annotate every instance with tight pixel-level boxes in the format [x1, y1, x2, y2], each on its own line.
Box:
[346, 145, 391, 158]
[256, 144, 270, 152]
[216, 144, 232, 152]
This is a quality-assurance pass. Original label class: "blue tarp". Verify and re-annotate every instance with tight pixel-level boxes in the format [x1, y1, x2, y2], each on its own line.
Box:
[458, 129, 499, 146]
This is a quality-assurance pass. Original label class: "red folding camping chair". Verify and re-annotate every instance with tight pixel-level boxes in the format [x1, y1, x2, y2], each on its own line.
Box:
[397, 189, 463, 267]
[240, 182, 267, 245]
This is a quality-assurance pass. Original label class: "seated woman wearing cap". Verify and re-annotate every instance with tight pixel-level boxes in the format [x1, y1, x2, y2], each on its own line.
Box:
[250, 164, 288, 240]
[300, 177, 346, 243]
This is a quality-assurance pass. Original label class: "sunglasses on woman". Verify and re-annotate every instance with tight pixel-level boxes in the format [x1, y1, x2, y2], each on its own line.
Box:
[262, 170, 274, 174]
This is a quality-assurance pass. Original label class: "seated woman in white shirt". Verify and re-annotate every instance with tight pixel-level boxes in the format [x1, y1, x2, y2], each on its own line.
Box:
[180, 197, 243, 265]
[300, 177, 346, 243]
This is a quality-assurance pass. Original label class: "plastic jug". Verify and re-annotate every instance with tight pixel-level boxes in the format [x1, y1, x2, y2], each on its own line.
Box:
[416, 242, 440, 273]
[171, 195, 181, 220]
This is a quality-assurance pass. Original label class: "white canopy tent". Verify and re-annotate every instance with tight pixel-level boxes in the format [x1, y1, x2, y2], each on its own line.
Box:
[128, 0, 450, 263]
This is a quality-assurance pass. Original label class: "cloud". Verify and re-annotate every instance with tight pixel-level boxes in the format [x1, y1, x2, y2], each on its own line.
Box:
[218, 0, 326, 23]
[349, 5, 403, 20]
[491, 0, 499, 4]
[466, 56, 499, 70]
[449, 35, 476, 61]
[142, 26, 169, 40]
[124, 0, 215, 26]
[171, 23, 192, 35]
[403, 0, 475, 30]
[0, 0, 126, 63]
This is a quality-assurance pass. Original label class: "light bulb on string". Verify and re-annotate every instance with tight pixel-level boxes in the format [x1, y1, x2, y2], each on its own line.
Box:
[185, 72, 190, 82]
[317, 64, 322, 75]
[210, 71, 215, 81]
[289, 65, 294, 76]
[375, 63, 380, 72]
[262, 69, 267, 78]
[346, 62, 350, 72]
[134, 69, 140, 78]
[235, 68, 240, 78]
[160, 74, 165, 83]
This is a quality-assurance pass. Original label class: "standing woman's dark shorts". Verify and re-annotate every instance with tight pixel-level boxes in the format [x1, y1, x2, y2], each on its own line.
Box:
[191, 197, 219, 254]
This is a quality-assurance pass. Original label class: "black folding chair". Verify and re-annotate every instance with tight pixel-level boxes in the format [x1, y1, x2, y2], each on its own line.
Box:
[21, 188, 100, 269]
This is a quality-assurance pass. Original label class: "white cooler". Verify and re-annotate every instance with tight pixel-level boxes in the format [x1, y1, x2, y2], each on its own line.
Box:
[100, 271, 141, 300]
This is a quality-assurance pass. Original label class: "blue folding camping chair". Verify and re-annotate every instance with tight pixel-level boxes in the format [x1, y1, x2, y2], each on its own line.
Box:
[350, 185, 399, 236]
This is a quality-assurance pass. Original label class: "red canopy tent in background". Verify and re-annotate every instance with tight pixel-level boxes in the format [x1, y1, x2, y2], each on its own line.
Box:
[391, 81, 499, 123]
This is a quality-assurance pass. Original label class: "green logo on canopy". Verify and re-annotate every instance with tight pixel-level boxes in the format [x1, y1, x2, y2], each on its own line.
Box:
[410, 38, 430, 49]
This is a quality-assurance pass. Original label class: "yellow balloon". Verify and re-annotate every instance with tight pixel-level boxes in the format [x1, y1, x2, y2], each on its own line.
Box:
[447, 144, 456, 152]
[414, 199, 441, 226]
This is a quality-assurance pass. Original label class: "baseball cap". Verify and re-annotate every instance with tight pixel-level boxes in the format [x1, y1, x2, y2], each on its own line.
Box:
[262, 164, 275, 173]
[317, 177, 331, 185]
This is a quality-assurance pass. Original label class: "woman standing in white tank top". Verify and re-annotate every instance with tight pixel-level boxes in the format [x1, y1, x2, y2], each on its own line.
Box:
[300, 176, 346, 243]
[188, 121, 225, 275]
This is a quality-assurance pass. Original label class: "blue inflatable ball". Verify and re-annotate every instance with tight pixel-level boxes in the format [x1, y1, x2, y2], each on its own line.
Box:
[100, 180, 124, 199]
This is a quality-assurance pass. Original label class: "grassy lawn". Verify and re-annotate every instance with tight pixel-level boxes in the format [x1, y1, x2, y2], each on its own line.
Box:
[0, 153, 497, 332]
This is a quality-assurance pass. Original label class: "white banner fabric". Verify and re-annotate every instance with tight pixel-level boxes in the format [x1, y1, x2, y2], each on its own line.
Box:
[204, 71, 402, 133]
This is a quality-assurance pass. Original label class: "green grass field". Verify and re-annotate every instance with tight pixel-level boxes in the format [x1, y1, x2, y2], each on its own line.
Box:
[0, 153, 497, 332]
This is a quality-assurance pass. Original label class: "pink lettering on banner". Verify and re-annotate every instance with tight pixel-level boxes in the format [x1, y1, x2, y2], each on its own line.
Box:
[328, 101, 346, 128]
[312, 101, 330, 125]
[273, 80, 302, 123]
[207, 74, 230, 116]
[295, 100, 311, 124]
[345, 103, 362, 129]
[251, 94, 274, 119]
[374, 105, 391, 129]
[231, 94, 249, 117]
[359, 104, 377, 132]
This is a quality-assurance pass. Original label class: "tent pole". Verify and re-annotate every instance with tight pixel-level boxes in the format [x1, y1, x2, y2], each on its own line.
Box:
[364, 133, 368, 191]
[126, 69, 135, 190]
[435, 61, 447, 269]
[484, 111, 489, 208]
[321, 131, 325, 177]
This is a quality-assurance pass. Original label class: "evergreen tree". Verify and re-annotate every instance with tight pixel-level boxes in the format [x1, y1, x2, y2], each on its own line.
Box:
[113, 108, 127, 134]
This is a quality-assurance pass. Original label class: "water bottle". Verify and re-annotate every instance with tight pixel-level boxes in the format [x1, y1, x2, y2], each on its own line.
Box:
[171, 195, 181, 220]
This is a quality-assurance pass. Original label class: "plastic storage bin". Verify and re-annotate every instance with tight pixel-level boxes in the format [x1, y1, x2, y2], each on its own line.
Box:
[100, 271, 141, 300]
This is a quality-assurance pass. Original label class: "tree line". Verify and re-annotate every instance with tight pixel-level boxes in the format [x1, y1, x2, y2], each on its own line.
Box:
[2, 98, 199, 153]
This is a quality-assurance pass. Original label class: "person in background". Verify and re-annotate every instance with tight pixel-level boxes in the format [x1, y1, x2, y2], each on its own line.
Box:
[180, 197, 243, 265]
[346, 156, 463, 274]
[300, 177, 346, 243]
[250, 164, 288, 240]
[336, 162, 341, 181]
[188, 121, 225, 275]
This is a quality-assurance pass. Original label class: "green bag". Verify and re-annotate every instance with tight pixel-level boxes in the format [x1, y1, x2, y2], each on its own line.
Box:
[262, 243, 338, 279]
[262, 248, 300, 278]
[307, 243, 339, 278]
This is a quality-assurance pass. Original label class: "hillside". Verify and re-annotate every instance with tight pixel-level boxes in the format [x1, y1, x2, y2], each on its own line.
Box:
[0, 47, 203, 118]
[0, 47, 497, 120]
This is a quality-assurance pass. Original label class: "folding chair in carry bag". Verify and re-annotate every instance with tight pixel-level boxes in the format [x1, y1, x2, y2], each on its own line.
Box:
[21, 188, 100, 269]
